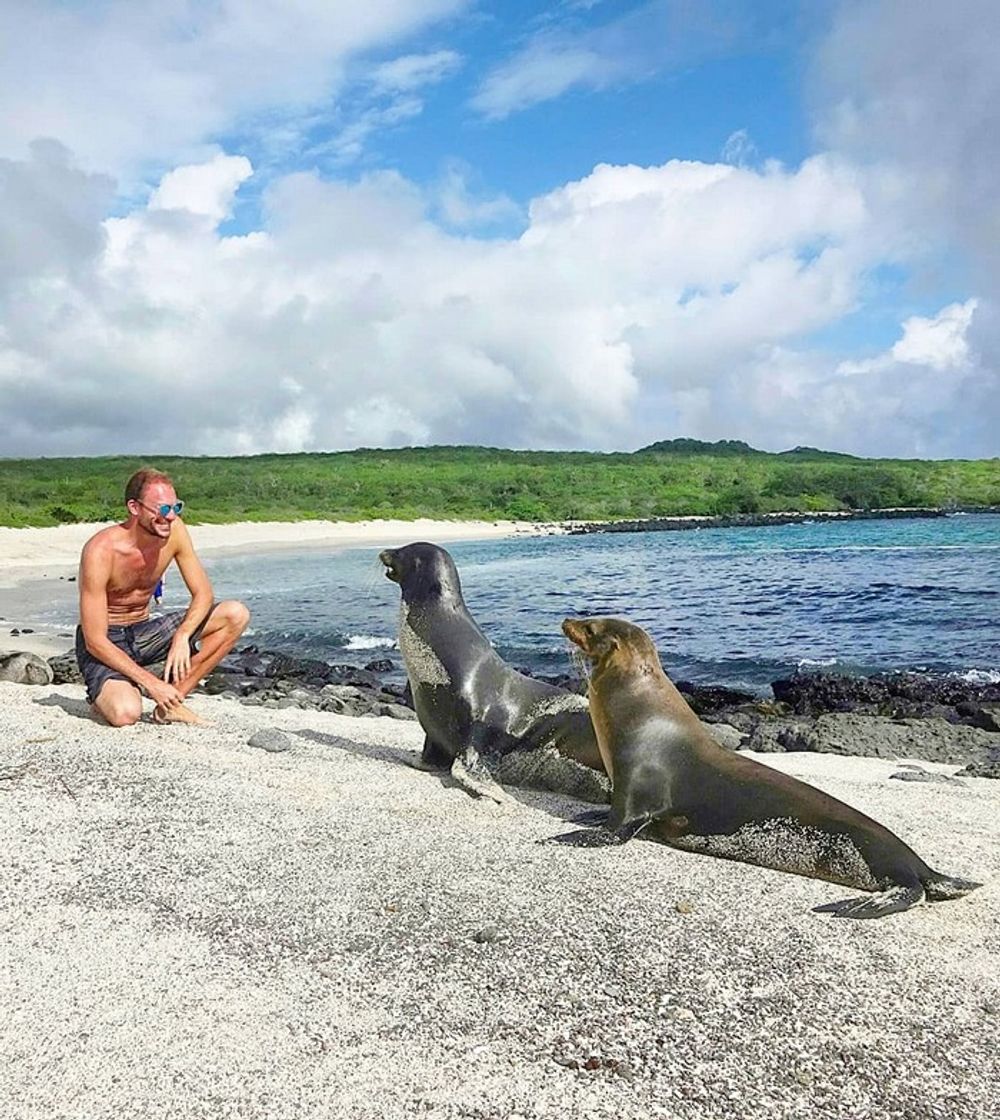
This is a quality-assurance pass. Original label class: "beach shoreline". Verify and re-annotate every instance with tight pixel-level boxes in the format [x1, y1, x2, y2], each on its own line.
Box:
[2, 679, 998, 1119]
[0, 518, 551, 657]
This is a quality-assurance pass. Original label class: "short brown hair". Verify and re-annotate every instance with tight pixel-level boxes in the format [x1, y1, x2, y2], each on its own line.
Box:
[125, 467, 174, 504]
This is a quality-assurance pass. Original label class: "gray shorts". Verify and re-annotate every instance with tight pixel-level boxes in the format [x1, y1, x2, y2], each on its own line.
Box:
[75, 610, 209, 704]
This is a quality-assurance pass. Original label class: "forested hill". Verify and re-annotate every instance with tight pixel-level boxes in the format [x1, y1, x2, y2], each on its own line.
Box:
[1, 445, 997, 527]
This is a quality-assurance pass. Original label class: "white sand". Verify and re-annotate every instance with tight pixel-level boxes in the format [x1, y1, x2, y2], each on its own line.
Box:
[2, 681, 998, 1120]
[0, 518, 546, 656]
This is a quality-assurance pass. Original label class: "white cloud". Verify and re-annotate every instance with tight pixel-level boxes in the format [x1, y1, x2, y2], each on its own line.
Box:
[369, 50, 462, 93]
[650, 299, 995, 460]
[837, 302, 978, 377]
[2, 148, 919, 458]
[721, 129, 758, 167]
[434, 161, 522, 229]
[472, 44, 610, 119]
[0, 0, 467, 179]
[471, 0, 739, 119]
[149, 154, 254, 222]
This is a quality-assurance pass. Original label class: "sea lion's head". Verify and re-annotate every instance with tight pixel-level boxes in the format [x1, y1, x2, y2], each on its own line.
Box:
[379, 542, 464, 605]
[562, 616, 661, 678]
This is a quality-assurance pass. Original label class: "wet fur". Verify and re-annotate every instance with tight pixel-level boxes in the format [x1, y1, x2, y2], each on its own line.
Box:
[380, 544, 608, 803]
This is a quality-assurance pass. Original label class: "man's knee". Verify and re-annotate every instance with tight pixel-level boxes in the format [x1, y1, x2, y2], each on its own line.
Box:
[217, 599, 251, 635]
[95, 686, 143, 727]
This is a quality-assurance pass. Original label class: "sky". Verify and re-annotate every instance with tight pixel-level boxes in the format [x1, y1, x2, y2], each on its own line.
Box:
[1, 0, 997, 460]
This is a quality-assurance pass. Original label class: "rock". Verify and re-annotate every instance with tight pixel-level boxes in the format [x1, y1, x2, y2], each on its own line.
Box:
[472, 924, 501, 944]
[748, 713, 1000, 767]
[264, 652, 331, 681]
[0, 652, 54, 686]
[374, 702, 418, 721]
[201, 672, 237, 696]
[364, 658, 395, 673]
[320, 698, 360, 717]
[704, 723, 744, 751]
[960, 760, 1000, 780]
[677, 682, 757, 715]
[49, 652, 84, 685]
[248, 730, 292, 753]
[771, 670, 1000, 717]
[889, 765, 965, 785]
[320, 684, 365, 701]
[956, 703, 1000, 732]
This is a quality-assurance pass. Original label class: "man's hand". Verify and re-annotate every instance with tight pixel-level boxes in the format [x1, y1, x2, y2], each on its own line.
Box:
[146, 677, 185, 711]
[163, 632, 192, 685]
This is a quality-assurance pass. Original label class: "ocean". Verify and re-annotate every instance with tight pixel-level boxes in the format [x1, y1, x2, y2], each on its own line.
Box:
[191, 513, 999, 693]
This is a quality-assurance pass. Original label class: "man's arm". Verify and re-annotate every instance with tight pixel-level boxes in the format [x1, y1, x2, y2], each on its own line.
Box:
[79, 538, 184, 709]
[163, 519, 215, 684]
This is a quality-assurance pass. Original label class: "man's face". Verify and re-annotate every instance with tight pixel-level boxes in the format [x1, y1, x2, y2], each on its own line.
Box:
[130, 482, 180, 540]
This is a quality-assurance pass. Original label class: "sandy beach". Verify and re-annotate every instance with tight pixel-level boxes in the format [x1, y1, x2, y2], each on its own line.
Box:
[0, 518, 543, 657]
[3, 519, 998, 1118]
[1, 680, 998, 1120]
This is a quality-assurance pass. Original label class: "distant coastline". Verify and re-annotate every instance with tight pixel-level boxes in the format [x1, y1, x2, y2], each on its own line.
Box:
[564, 505, 1000, 535]
[2, 444, 997, 528]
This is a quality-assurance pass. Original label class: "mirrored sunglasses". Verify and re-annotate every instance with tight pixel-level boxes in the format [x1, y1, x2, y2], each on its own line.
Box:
[138, 499, 184, 517]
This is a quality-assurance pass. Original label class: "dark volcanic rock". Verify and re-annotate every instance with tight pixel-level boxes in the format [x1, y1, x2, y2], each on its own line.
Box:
[49, 651, 84, 685]
[960, 760, 1000, 780]
[676, 681, 757, 716]
[364, 658, 395, 673]
[264, 652, 332, 681]
[770, 670, 1000, 727]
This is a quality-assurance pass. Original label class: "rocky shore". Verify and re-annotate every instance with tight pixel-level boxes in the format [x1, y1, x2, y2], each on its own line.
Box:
[16, 644, 995, 779]
[564, 506, 1000, 535]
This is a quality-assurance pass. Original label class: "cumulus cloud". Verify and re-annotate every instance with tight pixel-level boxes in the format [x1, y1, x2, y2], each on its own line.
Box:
[654, 299, 995, 460]
[1, 0, 997, 461]
[2, 147, 913, 457]
[806, 0, 1000, 454]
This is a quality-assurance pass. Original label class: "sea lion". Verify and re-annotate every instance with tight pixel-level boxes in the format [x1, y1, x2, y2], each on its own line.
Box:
[561, 616, 982, 919]
[379, 543, 608, 804]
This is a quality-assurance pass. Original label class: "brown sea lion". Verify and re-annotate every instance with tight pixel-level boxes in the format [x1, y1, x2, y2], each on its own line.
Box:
[560, 616, 982, 919]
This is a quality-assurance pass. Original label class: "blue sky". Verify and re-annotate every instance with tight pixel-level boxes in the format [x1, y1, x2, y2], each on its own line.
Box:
[0, 1, 997, 458]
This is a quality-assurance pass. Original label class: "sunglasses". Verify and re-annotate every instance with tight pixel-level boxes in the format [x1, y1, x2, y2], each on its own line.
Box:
[136, 499, 184, 518]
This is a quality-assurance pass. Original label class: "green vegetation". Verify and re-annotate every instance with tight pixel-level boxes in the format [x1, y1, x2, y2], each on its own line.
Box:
[0, 443, 997, 527]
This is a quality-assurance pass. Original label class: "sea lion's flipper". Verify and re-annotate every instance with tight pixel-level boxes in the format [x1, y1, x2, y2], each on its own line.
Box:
[409, 736, 454, 771]
[571, 808, 610, 826]
[543, 827, 627, 848]
[813, 884, 925, 920]
[923, 872, 982, 901]
[449, 748, 515, 806]
[610, 815, 654, 843]
[544, 814, 652, 847]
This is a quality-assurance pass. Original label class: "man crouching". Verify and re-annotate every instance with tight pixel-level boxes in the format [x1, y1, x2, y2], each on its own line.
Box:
[76, 467, 250, 726]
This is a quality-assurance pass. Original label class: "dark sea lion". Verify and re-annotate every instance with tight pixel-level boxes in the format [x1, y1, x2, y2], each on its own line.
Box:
[561, 616, 982, 919]
[379, 543, 608, 804]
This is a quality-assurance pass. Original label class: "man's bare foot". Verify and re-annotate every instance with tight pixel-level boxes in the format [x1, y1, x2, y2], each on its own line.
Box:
[152, 703, 214, 727]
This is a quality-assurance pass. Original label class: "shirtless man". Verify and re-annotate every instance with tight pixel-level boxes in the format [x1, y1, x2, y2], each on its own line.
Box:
[76, 467, 250, 726]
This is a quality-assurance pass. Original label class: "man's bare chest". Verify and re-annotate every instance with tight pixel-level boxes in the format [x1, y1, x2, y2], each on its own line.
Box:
[107, 545, 172, 594]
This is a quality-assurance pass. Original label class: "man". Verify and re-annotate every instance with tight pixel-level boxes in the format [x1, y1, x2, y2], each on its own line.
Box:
[77, 467, 250, 726]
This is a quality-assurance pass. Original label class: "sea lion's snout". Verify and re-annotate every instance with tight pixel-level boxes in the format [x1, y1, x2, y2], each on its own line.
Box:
[379, 549, 399, 582]
[562, 618, 590, 652]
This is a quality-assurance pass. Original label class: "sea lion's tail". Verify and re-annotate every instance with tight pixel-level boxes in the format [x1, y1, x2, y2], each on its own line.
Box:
[922, 870, 982, 901]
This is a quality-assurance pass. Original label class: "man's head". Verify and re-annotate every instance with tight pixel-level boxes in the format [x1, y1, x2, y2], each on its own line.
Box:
[125, 467, 182, 539]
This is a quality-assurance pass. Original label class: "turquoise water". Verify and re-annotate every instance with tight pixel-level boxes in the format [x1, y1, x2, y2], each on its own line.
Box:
[198, 513, 999, 693]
